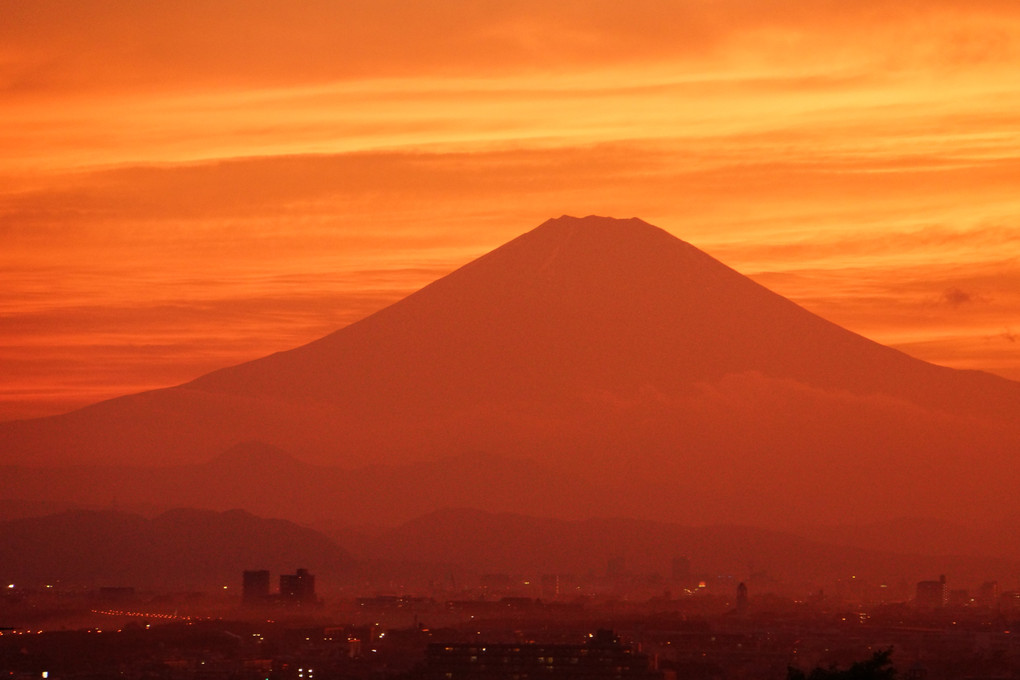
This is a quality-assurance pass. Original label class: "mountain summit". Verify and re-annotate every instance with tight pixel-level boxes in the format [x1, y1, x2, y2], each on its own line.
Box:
[193, 215, 1018, 411]
[2, 216, 1017, 526]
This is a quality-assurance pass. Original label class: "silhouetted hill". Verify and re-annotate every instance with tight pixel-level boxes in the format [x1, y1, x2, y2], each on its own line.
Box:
[1, 216, 1018, 529]
[1, 504, 1014, 597]
[4, 443, 1018, 566]
[0, 508, 353, 591]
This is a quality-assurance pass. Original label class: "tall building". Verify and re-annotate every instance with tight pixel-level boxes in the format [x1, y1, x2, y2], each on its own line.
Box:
[280, 568, 316, 604]
[977, 581, 999, 607]
[242, 570, 270, 606]
[915, 574, 948, 610]
[736, 581, 749, 614]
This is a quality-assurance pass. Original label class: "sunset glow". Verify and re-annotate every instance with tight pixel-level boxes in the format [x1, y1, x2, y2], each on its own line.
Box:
[2, 1, 1018, 420]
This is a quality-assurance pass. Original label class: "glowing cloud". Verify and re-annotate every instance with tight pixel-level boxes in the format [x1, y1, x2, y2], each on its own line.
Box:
[1, 1, 1018, 419]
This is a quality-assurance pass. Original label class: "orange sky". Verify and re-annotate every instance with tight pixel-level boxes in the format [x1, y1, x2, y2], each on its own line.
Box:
[2, 0, 1019, 421]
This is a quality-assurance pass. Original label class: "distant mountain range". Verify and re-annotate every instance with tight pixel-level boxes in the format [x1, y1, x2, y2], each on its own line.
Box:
[1, 215, 1018, 532]
[2, 441, 1019, 564]
[1, 506, 1014, 595]
[0, 507, 352, 591]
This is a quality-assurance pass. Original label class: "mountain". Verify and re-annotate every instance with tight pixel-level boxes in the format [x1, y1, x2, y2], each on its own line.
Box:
[4, 445, 1017, 562]
[0, 508, 353, 591]
[1, 215, 1018, 529]
[0, 441, 601, 526]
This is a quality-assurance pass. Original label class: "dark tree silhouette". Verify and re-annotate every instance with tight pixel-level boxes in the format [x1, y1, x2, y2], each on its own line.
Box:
[788, 649, 896, 680]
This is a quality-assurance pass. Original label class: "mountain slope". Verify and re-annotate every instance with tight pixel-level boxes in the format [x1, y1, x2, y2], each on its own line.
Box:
[191, 214, 1019, 416]
[1, 216, 1017, 527]
[0, 441, 602, 526]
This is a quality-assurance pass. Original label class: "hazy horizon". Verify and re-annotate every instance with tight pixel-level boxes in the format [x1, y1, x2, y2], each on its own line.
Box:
[2, 215, 1017, 540]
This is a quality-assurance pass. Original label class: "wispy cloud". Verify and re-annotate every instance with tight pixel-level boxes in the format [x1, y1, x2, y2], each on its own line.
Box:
[2, 1, 1019, 418]
[941, 287, 974, 307]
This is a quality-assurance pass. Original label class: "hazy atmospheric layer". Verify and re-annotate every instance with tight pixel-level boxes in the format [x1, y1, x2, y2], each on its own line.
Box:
[2, 216, 1017, 531]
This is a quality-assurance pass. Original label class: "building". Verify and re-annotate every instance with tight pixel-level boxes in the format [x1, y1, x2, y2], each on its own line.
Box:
[541, 574, 560, 599]
[418, 629, 660, 680]
[915, 575, 948, 610]
[242, 569, 271, 606]
[736, 582, 749, 614]
[280, 568, 316, 604]
[977, 580, 999, 607]
[242, 568, 316, 606]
